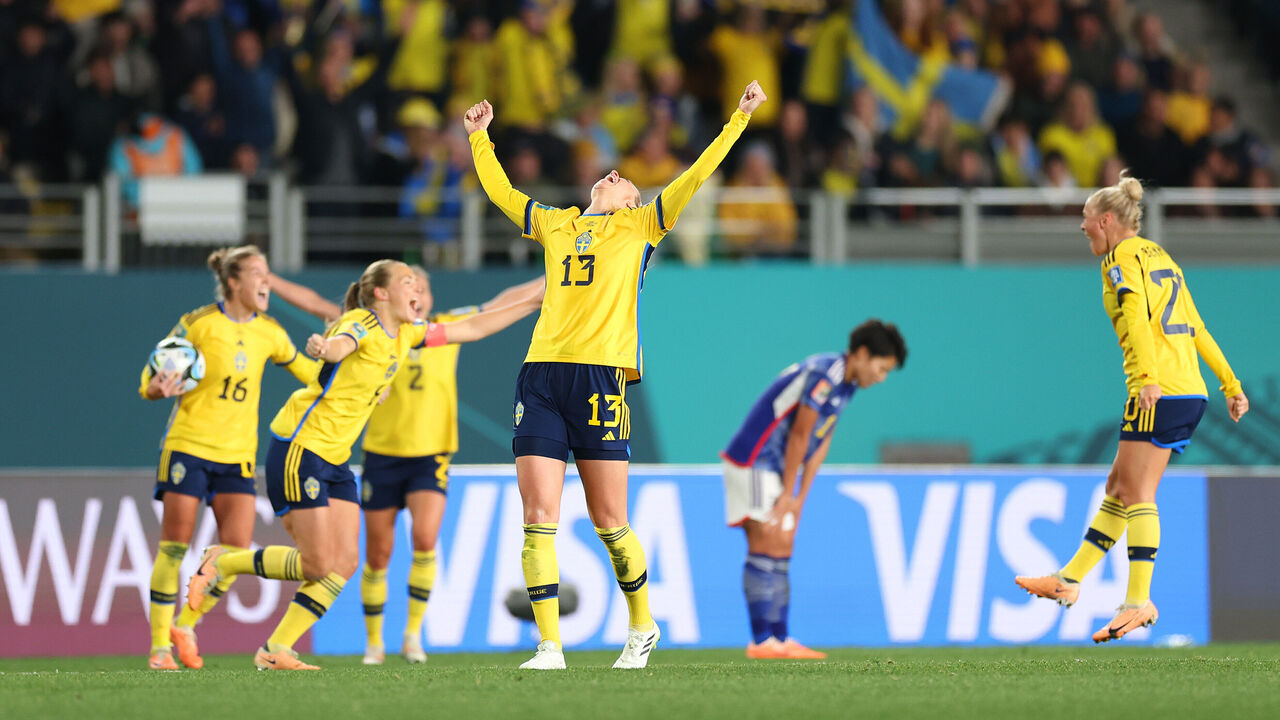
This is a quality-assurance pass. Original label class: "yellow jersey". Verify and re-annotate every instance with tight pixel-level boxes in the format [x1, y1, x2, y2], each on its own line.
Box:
[471, 109, 752, 382]
[269, 309, 444, 466]
[1101, 236, 1242, 398]
[140, 303, 316, 466]
[362, 307, 476, 457]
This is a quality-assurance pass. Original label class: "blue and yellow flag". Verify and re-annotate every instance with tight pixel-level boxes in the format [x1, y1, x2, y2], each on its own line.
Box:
[847, 0, 1009, 139]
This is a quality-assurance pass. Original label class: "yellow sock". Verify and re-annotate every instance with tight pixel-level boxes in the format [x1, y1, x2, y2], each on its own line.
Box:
[149, 541, 187, 650]
[267, 572, 347, 649]
[362, 565, 387, 648]
[405, 550, 436, 639]
[1060, 496, 1128, 582]
[596, 525, 653, 630]
[219, 546, 303, 580]
[1125, 503, 1160, 605]
[177, 544, 244, 628]
[522, 523, 560, 645]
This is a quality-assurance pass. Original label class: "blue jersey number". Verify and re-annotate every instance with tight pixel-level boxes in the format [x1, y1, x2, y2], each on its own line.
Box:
[1149, 269, 1192, 336]
[560, 255, 595, 286]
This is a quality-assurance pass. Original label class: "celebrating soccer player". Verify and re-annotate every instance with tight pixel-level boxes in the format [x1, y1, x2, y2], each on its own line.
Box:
[140, 245, 317, 670]
[271, 269, 544, 664]
[186, 260, 539, 670]
[722, 320, 906, 658]
[464, 80, 768, 669]
[1016, 173, 1250, 642]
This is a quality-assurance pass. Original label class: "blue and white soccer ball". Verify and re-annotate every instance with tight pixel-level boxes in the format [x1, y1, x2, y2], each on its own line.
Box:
[148, 337, 205, 393]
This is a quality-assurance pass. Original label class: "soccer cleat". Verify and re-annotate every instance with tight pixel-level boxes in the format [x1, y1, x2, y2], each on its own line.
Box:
[1014, 572, 1080, 607]
[170, 625, 203, 669]
[148, 647, 179, 670]
[745, 637, 789, 659]
[781, 638, 827, 659]
[613, 624, 661, 669]
[186, 546, 227, 611]
[518, 640, 566, 670]
[254, 645, 321, 671]
[401, 635, 427, 664]
[1092, 601, 1159, 643]
[362, 644, 385, 665]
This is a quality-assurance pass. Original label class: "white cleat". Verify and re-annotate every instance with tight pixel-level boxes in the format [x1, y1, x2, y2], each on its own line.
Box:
[613, 624, 660, 669]
[362, 644, 385, 665]
[518, 640, 566, 670]
[401, 635, 427, 664]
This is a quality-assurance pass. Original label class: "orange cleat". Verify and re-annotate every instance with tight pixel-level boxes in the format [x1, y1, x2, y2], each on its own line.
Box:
[186, 546, 227, 611]
[254, 645, 321, 671]
[781, 638, 827, 659]
[1014, 572, 1080, 607]
[170, 625, 203, 669]
[1092, 601, 1158, 643]
[746, 637, 789, 659]
[148, 648, 179, 670]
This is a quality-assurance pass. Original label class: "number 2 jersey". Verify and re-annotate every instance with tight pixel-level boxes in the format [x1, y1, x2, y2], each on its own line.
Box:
[470, 109, 752, 383]
[1101, 236, 1241, 398]
[362, 306, 477, 458]
[140, 302, 317, 466]
[722, 353, 856, 473]
[270, 308, 447, 466]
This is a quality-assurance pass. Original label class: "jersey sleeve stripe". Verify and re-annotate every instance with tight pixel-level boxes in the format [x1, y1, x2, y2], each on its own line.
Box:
[655, 196, 667, 231]
[523, 198, 535, 238]
[274, 349, 299, 366]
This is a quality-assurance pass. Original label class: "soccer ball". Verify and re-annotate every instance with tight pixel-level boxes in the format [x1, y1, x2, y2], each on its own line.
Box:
[148, 337, 205, 393]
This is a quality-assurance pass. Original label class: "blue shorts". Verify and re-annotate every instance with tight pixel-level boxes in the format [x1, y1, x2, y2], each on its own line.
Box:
[265, 438, 358, 516]
[361, 451, 450, 509]
[512, 362, 631, 462]
[154, 449, 255, 503]
[1119, 396, 1207, 453]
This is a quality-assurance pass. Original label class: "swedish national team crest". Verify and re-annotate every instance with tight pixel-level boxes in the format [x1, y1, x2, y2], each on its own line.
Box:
[234, 351, 248, 372]
[575, 231, 593, 253]
[171, 462, 186, 485]
[304, 477, 320, 500]
[514, 402, 524, 426]
[361, 480, 373, 503]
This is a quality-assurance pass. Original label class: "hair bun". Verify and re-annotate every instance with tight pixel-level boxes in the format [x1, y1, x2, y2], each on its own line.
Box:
[206, 248, 226, 274]
[1119, 175, 1144, 202]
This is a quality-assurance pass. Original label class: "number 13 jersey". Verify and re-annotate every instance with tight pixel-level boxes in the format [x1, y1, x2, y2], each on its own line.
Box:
[1101, 236, 1240, 398]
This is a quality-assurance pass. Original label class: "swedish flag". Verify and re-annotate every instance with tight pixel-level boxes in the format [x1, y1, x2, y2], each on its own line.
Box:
[847, 0, 1009, 139]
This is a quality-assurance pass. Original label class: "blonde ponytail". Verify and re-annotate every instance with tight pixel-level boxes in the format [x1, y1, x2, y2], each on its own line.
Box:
[344, 259, 404, 311]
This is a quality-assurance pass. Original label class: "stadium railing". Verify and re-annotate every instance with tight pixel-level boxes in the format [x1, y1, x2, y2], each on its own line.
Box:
[3, 178, 1279, 270]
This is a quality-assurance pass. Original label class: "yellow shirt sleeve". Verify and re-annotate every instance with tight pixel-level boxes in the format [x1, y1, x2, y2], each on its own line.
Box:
[639, 109, 752, 243]
[1184, 292, 1243, 397]
[1107, 250, 1160, 387]
[271, 324, 319, 385]
[469, 129, 564, 242]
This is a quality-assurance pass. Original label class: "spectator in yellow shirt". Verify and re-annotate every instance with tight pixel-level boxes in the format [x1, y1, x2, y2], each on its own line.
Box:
[720, 143, 797, 256]
[709, 6, 781, 127]
[1166, 61, 1212, 145]
[493, 3, 569, 132]
[448, 14, 496, 119]
[385, 0, 449, 104]
[618, 128, 683, 190]
[1038, 83, 1117, 187]
[611, 0, 677, 76]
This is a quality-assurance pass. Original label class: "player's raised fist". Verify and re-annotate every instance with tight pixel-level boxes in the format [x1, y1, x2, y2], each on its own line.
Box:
[305, 333, 328, 360]
[463, 100, 494, 135]
[738, 81, 767, 115]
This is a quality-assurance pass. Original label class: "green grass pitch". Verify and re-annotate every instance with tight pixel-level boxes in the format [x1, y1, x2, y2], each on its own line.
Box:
[3, 646, 1279, 719]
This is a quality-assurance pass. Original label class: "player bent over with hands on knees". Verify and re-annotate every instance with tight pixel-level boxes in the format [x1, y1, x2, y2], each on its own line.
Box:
[186, 259, 539, 670]
[464, 81, 768, 669]
[722, 320, 906, 659]
[1016, 172, 1248, 643]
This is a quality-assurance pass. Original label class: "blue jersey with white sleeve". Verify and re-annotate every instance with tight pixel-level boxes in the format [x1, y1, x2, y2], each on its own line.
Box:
[722, 353, 856, 473]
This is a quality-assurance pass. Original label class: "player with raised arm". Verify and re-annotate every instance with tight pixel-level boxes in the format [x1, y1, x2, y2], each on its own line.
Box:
[270, 268, 544, 664]
[1015, 173, 1249, 642]
[722, 320, 906, 659]
[140, 245, 317, 670]
[185, 260, 539, 670]
[464, 80, 767, 670]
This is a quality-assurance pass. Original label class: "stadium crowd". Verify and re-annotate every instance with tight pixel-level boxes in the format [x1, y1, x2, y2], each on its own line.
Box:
[0, 0, 1274, 257]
